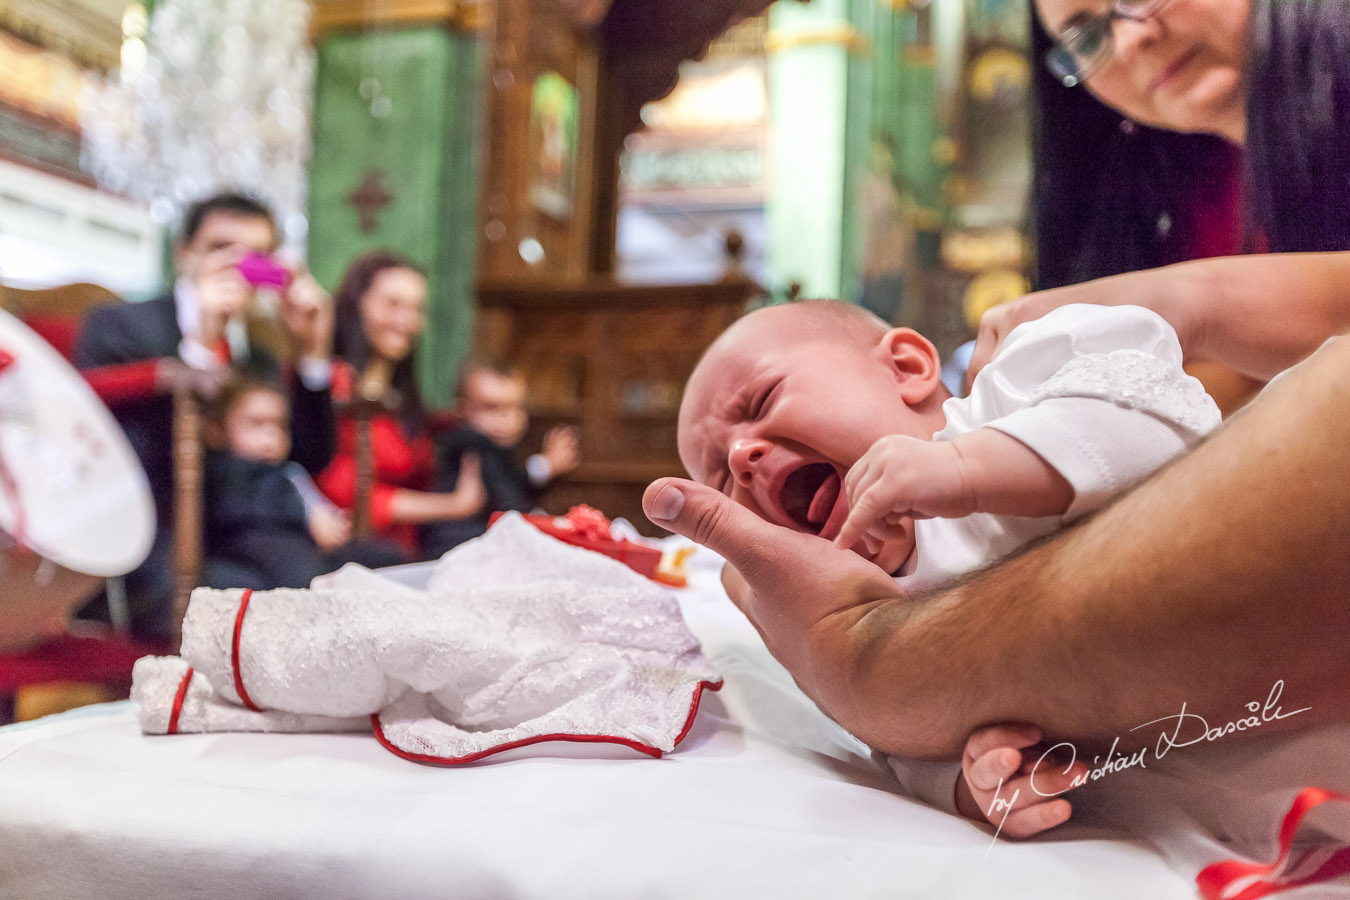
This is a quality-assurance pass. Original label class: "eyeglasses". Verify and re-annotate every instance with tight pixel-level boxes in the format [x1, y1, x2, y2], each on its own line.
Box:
[1045, 0, 1174, 87]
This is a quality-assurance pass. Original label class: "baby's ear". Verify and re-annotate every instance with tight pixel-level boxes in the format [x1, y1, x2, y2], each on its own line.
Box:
[876, 328, 943, 405]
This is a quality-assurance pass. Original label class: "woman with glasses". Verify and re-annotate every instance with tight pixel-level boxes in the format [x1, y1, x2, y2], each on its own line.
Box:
[1041, 0, 1247, 138]
[968, 0, 1350, 386]
[1040, 0, 1349, 252]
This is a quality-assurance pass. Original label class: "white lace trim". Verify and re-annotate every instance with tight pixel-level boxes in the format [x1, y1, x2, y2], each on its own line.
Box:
[1033, 349, 1216, 433]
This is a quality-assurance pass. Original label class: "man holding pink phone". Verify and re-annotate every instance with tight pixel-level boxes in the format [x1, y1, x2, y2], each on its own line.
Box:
[73, 192, 337, 642]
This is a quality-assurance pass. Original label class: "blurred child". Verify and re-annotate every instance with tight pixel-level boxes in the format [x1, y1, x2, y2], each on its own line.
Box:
[420, 359, 579, 556]
[203, 378, 406, 590]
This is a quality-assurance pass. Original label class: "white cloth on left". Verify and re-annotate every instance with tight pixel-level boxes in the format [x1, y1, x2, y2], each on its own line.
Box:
[131, 513, 722, 762]
[888, 304, 1223, 813]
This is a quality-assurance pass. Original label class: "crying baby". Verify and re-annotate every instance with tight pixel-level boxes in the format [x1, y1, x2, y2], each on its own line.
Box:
[676, 297, 1224, 834]
[677, 298, 1220, 589]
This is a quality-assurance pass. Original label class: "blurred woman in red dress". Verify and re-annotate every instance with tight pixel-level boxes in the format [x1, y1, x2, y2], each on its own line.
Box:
[317, 251, 482, 559]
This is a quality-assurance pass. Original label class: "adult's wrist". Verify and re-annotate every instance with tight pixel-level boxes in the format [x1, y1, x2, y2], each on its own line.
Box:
[298, 335, 332, 360]
[177, 336, 224, 371]
[297, 356, 333, 391]
[795, 579, 983, 759]
[196, 304, 229, 343]
[1155, 259, 1216, 363]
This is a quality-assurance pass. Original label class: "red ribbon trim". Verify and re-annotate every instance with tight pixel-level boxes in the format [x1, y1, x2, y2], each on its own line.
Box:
[0, 345, 27, 550]
[1197, 787, 1350, 900]
[231, 589, 261, 711]
[369, 679, 723, 766]
[167, 666, 194, 735]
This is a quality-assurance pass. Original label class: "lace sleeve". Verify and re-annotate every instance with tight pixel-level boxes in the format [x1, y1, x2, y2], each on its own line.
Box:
[1032, 349, 1219, 435]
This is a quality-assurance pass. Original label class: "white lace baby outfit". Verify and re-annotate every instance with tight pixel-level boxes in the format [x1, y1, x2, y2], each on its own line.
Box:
[887, 303, 1222, 811]
[132, 514, 722, 763]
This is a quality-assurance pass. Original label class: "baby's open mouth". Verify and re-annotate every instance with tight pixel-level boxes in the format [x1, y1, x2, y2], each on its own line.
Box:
[779, 462, 841, 535]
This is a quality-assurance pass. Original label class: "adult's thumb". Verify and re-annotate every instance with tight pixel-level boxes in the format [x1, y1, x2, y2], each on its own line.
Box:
[644, 477, 804, 584]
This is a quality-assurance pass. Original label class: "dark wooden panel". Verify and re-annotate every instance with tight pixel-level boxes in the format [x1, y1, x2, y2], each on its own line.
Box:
[475, 278, 755, 532]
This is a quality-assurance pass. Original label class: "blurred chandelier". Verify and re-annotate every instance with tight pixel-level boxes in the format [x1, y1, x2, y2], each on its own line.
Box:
[80, 0, 315, 249]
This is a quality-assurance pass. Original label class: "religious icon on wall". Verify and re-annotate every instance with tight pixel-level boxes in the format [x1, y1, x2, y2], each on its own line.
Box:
[529, 71, 579, 220]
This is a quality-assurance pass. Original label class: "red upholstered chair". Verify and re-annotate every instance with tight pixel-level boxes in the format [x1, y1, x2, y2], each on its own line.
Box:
[0, 283, 201, 722]
[2, 282, 163, 398]
[0, 632, 155, 723]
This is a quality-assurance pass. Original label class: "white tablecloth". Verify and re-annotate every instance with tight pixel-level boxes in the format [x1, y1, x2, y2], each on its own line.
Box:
[0, 548, 1224, 899]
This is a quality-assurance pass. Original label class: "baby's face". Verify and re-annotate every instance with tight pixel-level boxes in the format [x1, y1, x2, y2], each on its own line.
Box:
[226, 389, 290, 463]
[677, 310, 942, 573]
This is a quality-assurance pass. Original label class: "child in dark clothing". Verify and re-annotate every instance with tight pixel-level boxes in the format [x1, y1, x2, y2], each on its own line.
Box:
[420, 359, 579, 557]
[202, 378, 406, 590]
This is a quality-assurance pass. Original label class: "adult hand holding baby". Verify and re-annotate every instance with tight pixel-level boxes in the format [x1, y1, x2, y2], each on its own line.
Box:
[644, 476, 932, 747]
[963, 275, 1193, 389]
[647, 475, 1074, 840]
[962, 250, 1350, 391]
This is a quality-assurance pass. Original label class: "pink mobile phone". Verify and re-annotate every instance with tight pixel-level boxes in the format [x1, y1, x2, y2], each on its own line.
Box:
[237, 252, 292, 289]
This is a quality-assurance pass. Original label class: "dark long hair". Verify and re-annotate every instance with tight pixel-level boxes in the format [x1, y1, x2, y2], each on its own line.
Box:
[181, 192, 274, 244]
[1030, 12, 1244, 288]
[332, 250, 428, 432]
[1245, 0, 1350, 252]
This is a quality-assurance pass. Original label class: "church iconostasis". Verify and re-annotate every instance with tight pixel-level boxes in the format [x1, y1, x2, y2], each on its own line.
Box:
[863, 0, 1033, 359]
[478, 0, 598, 282]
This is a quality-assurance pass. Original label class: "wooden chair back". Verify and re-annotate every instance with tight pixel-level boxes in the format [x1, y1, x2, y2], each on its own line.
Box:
[475, 278, 757, 532]
[1, 283, 119, 360]
[0, 282, 206, 648]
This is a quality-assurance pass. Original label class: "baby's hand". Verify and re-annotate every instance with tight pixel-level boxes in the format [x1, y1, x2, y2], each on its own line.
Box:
[542, 425, 580, 476]
[955, 724, 1086, 839]
[833, 435, 974, 552]
[308, 506, 351, 551]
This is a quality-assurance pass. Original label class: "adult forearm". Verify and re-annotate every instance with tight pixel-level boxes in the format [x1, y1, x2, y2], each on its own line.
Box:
[1036, 253, 1350, 380]
[839, 335, 1350, 759]
[386, 488, 482, 524]
[1184, 252, 1350, 379]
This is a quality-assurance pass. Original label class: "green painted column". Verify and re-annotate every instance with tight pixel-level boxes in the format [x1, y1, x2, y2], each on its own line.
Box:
[765, 0, 856, 301]
[859, 0, 950, 253]
[766, 0, 948, 305]
[839, 0, 877, 305]
[308, 26, 484, 409]
[880, 7, 947, 222]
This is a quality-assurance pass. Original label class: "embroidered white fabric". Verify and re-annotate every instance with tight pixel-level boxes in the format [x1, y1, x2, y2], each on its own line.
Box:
[1033, 348, 1217, 435]
[904, 303, 1224, 591]
[131, 514, 721, 761]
